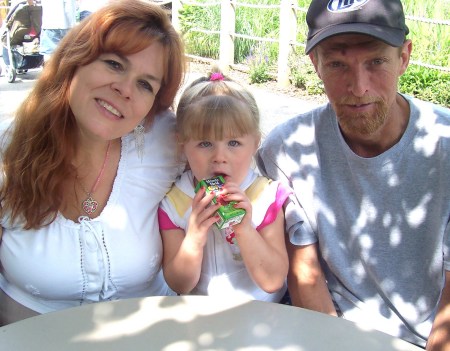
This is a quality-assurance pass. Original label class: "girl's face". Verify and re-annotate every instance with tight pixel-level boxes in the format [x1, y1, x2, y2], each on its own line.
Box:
[68, 42, 164, 142]
[182, 133, 260, 186]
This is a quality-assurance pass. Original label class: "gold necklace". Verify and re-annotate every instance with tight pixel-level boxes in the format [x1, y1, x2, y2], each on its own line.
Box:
[77, 141, 111, 217]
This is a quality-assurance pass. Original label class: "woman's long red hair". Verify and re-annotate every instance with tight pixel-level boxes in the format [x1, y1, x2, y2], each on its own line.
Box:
[0, 0, 186, 229]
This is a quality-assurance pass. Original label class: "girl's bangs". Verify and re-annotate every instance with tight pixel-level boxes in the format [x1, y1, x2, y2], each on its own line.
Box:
[180, 96, 258, 141]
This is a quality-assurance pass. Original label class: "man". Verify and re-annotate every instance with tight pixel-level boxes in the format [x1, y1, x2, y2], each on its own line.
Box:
[256, 0, 450, 349]
[40, 0, 76, 62]
[77, 0, 108, 22]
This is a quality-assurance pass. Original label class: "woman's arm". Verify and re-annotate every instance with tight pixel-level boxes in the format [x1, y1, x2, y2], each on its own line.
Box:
[0, 289, 39, 326]
[0, 226, 38, 325]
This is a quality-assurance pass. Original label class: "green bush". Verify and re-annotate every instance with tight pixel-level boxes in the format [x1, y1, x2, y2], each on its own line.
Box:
[400, 66, 450, 107]
[289, 53, 324, 95]
[249, 62, 271, 84]
[246, 43, 272, 84]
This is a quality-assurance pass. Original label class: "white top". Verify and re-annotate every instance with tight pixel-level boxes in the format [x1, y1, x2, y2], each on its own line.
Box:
[40, 0, 76, 29]
[159, 169, 290, 302]
[0, 111, 183, 313]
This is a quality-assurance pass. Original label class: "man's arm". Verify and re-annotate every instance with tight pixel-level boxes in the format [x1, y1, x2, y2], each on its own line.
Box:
[427, 270, 450, 351]
[256, 137, 335, 313]
[287, 241, 337, 316]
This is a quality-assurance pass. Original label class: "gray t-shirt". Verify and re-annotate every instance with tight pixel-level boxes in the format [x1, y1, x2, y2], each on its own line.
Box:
[257, 94, 450, 347]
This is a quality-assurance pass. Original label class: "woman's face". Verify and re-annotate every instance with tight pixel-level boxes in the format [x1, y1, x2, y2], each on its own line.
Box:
[68, 42, 164, 142]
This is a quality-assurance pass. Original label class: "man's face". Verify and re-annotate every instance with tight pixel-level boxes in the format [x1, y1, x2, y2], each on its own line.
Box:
[310, 34, 411, 139]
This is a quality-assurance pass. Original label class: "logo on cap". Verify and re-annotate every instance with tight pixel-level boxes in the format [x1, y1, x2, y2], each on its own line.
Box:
[327, 0, 370, 13]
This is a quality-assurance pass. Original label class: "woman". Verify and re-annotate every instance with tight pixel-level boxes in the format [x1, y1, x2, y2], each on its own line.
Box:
[0, 0, 185, 325]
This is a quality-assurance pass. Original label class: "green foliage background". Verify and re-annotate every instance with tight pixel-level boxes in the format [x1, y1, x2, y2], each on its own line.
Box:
[179, 0, 450, 107]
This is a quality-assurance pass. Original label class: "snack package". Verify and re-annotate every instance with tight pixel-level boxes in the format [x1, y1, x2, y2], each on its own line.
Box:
[195, 175, 246, 229]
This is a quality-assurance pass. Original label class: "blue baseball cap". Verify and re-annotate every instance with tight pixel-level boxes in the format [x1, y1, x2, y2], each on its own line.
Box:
[305, 0, 409, 54]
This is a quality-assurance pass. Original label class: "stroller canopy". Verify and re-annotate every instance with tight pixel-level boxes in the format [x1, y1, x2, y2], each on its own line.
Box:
[1, 1, 42, 46]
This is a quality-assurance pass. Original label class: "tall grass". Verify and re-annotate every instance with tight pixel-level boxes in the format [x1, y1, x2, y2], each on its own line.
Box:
[403, 1, 450, 68]
[179, 4, 221, 59]
[179, 0, 281, 63]
[179, 0, 450, 107]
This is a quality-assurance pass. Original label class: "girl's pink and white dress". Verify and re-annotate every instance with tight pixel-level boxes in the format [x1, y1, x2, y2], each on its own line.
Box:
[159, 169, 291, 302]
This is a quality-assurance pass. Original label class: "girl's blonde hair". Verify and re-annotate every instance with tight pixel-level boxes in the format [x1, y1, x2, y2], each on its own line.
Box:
[176, 67, 260, 143]
[0, 0, 186, 229]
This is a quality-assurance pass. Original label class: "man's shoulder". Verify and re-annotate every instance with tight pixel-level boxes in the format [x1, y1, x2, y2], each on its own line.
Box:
[406, 94, 450, 122]
[264, 103, 331, 142]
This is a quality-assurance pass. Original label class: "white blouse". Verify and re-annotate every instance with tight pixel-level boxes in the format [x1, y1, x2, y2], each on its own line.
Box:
[0, 111, 183, 313]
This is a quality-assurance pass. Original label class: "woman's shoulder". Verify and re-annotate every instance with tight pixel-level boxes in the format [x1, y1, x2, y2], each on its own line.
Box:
[149, 109, 176, 133]
[0, 118, 14, 135]
[0, 118, 15, 151]
[122, 109, 178, 160]
[140, 110, 177, 148]
[119, 109, 183, 188]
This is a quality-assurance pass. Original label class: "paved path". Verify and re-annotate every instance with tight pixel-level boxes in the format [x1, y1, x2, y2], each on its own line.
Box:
[0, 68, 40, 122]
[0, 67, 319, 136]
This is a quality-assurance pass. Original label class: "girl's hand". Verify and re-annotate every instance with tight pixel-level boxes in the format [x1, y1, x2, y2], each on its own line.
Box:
[185, 187, 220, 248]
[220, 178, 253, 231]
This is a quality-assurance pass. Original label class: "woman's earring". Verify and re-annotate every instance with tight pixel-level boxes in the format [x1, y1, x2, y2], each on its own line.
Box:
[134, 124, 145, 162]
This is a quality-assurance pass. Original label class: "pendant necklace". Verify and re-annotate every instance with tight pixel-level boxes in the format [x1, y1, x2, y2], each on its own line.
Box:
[78, 141, 111, 217]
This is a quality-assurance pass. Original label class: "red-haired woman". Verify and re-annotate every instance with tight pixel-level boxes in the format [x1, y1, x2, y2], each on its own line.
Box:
[0, 0, 186, 325]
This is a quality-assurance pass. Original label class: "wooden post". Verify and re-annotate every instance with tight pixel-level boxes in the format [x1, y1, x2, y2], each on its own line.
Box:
[277, 0, 296, 87]
[219, 0, 235, 72]
[171, 0, 182, 33]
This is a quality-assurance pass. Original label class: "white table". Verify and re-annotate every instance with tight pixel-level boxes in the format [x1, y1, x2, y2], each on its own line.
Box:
[0, 296, 423, 350]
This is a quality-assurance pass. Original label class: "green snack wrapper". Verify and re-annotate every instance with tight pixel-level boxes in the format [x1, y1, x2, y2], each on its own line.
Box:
[195, 175, 246, 229]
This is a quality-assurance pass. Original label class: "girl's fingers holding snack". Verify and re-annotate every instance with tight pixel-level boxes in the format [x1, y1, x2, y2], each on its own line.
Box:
[192, 187, 215, 209]
[200, 202, 220, 221]
[222, 190, 249, 205]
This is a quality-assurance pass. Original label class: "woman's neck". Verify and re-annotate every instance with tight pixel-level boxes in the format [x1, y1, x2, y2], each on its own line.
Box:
[73, 137, 117, 171]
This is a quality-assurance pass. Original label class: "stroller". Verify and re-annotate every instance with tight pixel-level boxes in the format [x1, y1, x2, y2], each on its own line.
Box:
[1, 0, 43, 83]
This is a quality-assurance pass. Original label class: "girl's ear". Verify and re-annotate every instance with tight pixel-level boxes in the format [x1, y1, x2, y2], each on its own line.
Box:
[176, 133, 184, 147]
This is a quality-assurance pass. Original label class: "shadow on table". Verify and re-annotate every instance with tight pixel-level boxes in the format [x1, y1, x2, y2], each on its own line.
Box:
[35, 296, 419, 351]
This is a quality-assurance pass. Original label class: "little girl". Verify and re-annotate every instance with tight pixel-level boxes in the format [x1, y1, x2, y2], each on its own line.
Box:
[158, 69, 291, 302]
